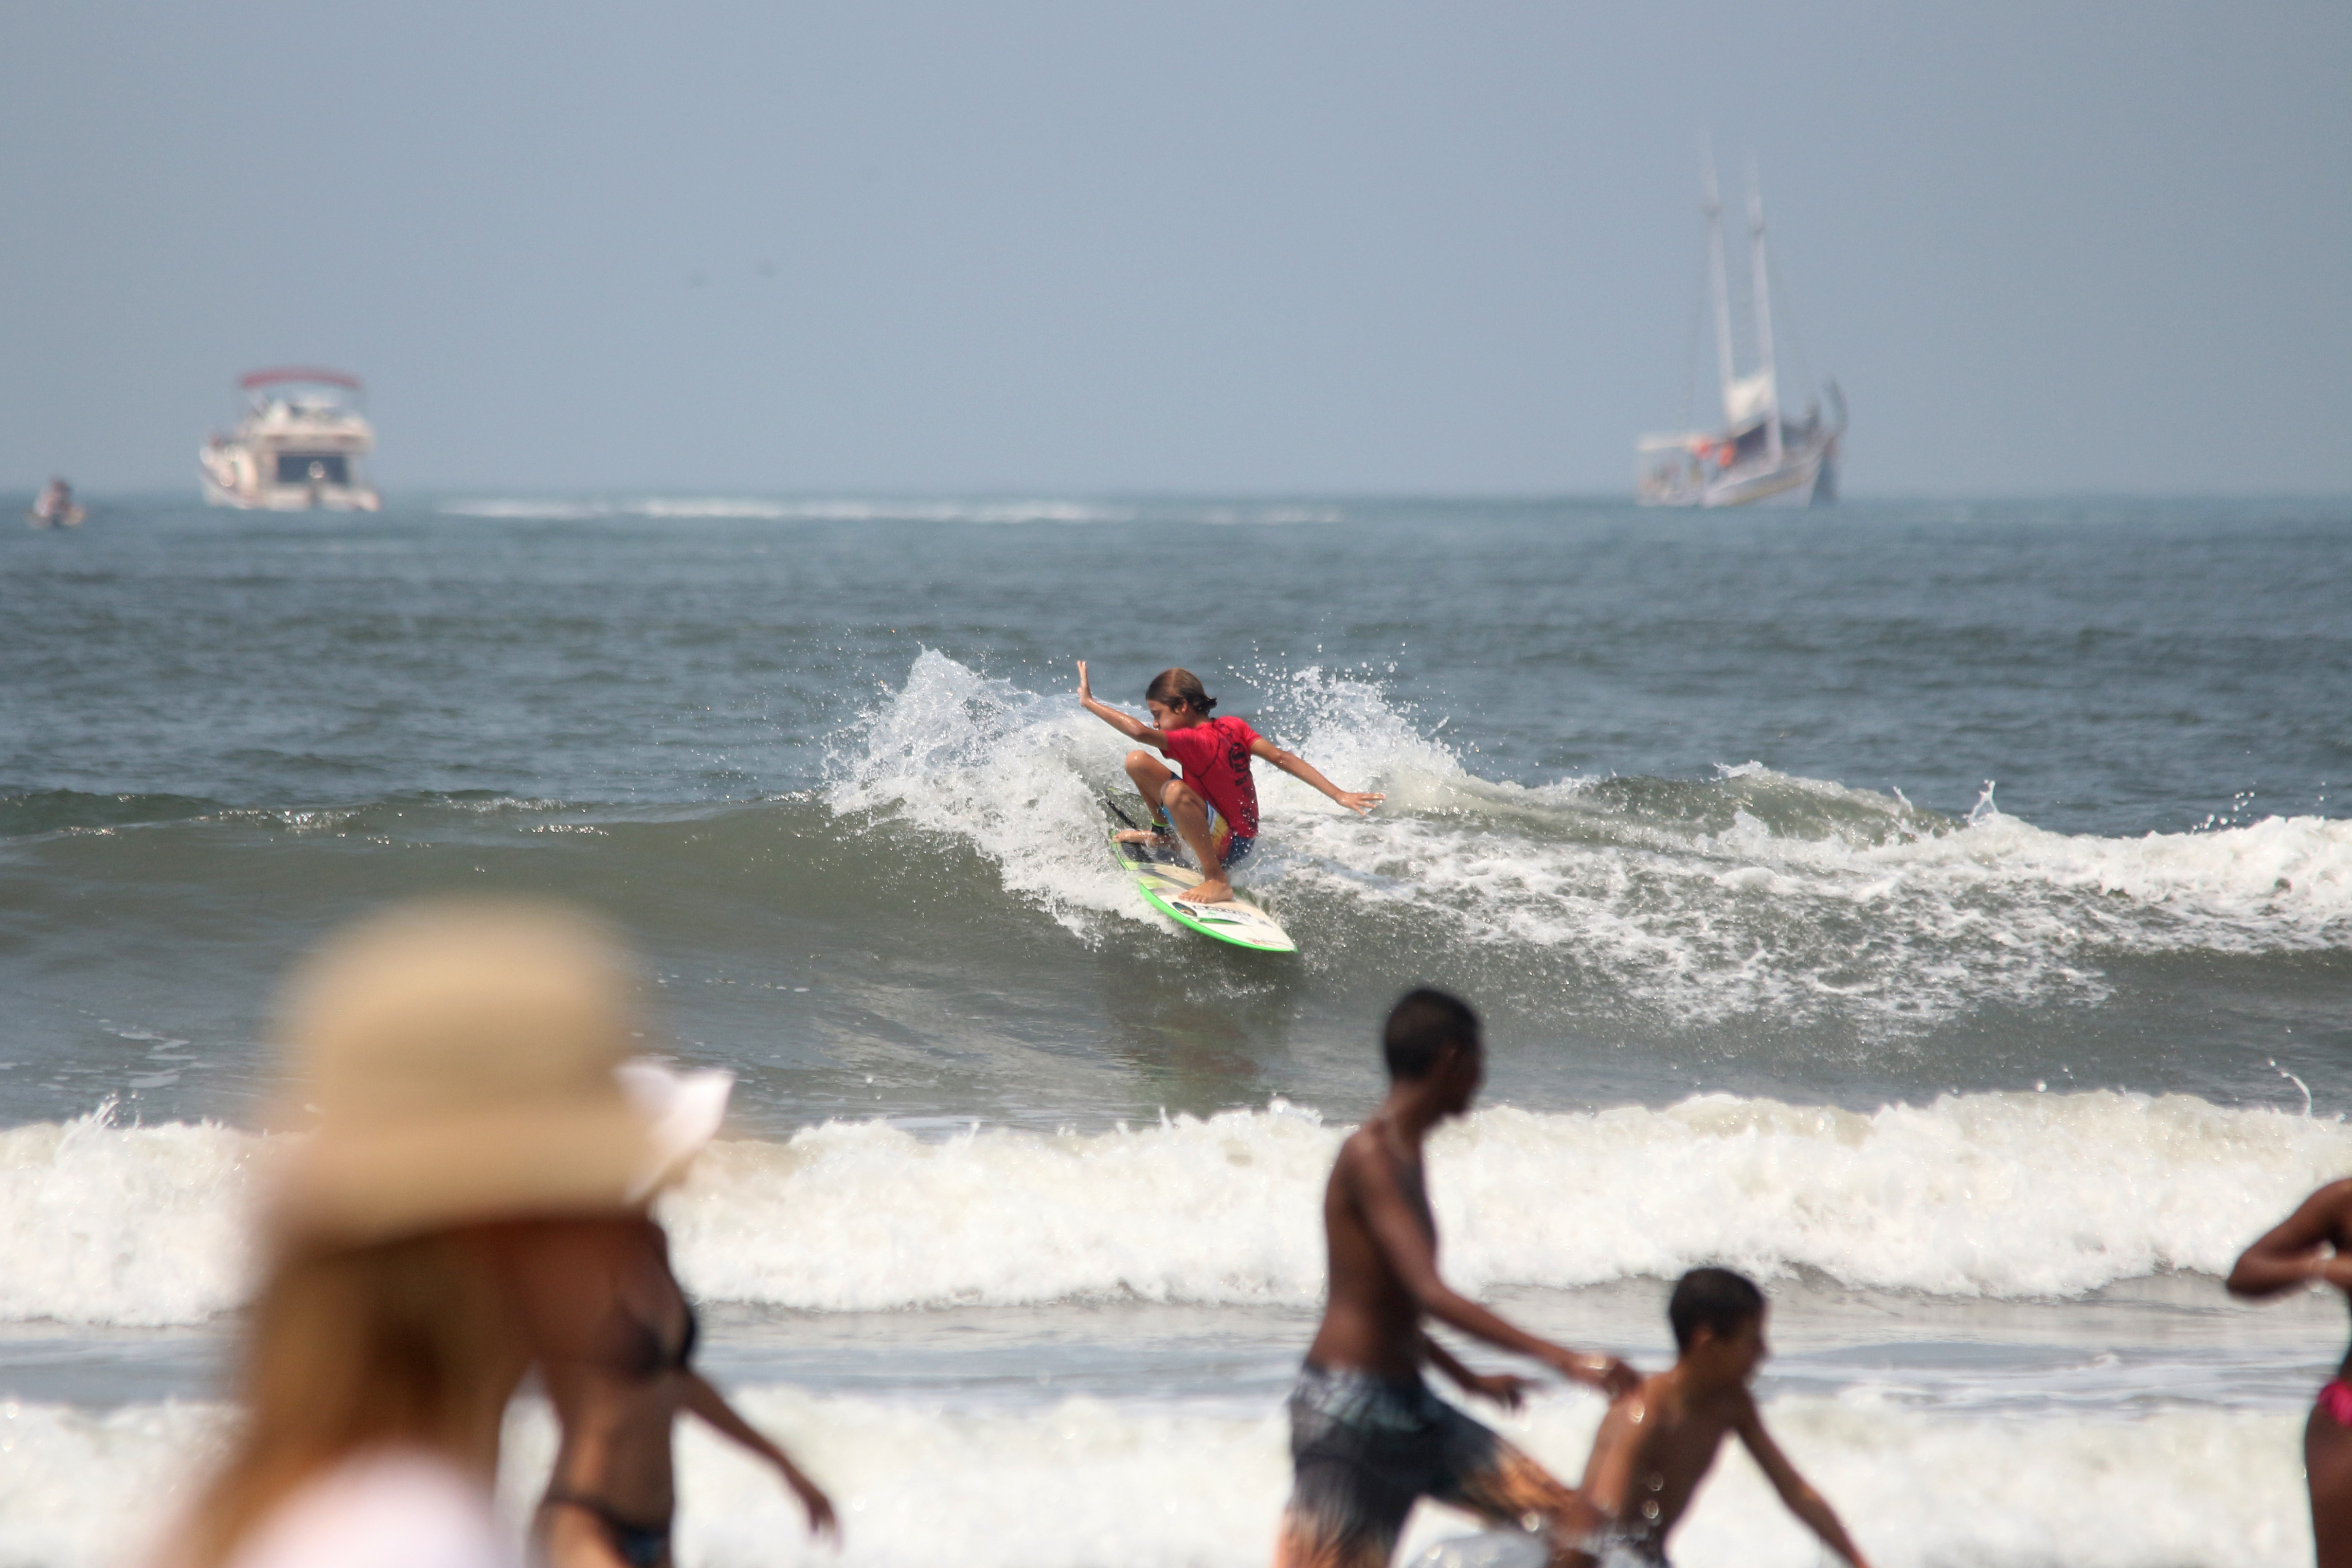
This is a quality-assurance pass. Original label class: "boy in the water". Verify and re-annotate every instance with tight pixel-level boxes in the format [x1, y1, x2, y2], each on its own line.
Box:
[1076, 661, 1382, 904]
[1574, 1268, 1871, 1568]
[1277, 990, 1634, 1568]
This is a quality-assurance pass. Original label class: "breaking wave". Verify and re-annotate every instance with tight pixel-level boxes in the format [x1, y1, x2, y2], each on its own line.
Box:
[5, 1090, 2344, 1326]
[833, 652, 2352, 1029]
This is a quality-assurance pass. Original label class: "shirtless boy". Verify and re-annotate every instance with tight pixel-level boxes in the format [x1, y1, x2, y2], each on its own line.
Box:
[1077, 661, 1382, 904]
[1278, 990, 1636, 1568]
[1574, 1269, 1870, 1568]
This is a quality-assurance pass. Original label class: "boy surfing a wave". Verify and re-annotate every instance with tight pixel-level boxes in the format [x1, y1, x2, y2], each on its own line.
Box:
[1077, 661, 1383, 904]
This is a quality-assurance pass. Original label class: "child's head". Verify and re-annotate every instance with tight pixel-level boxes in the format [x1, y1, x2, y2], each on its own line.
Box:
[1144, 668, 1217, 728]
[1382, 989, 1483, 1113]
[1668, 1267, 1768, 1381]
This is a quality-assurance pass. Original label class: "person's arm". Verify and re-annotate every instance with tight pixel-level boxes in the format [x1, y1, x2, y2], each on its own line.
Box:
[1419, 1329, 1536, 1409]
[1734, 1399, 1870, 1568]
[1076, 661, 1167, 749]
[1348, 1139, 1634, 1396]
[1248, 736, 1383, 816]
[680, 1372, 840, 1539]
[2230, 1180, 2352, 1298]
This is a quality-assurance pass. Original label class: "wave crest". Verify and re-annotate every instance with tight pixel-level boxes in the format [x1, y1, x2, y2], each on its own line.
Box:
[1, 1089, 2341, 1326]
[833, 653, 2352, 1031]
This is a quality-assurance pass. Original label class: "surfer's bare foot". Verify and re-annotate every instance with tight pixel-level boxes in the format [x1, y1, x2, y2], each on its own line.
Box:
[1113, 829, 1170, 846]
[1178, 878, 1235, 904]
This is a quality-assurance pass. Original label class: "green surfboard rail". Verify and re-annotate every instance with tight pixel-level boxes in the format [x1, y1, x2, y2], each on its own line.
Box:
[1106, 829, 1296, 954]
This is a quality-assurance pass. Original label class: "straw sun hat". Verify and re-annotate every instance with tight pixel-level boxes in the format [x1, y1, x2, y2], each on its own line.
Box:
[267, 900, 731, 1245]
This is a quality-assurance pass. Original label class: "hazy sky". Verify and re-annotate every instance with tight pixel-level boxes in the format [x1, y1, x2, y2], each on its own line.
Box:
[3, 1, 2346, 495]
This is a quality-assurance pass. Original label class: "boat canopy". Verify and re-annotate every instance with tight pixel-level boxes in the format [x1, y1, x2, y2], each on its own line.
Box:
[239, 367, 363, 391]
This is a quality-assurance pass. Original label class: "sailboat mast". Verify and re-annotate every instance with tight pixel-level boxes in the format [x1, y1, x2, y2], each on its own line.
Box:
[1747, 161, 1782, 464]
[1703, 148, 1737, 424]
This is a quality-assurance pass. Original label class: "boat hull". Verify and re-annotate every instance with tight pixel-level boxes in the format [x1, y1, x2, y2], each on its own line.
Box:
[200, 444, 380, 511]
[199, 373, 381, 512]
[1638, 431, 1839, 509]
[199, 474, 382, 511]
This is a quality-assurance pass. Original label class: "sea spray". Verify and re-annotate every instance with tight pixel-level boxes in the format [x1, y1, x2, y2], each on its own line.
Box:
[0, 1108, 257, 1327]
[836, 654, 2352, 1032]
[827, 650, 1138, 936]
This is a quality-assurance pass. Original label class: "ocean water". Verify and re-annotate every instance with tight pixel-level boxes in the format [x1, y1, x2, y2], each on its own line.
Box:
[1, 493, 2348, 1566]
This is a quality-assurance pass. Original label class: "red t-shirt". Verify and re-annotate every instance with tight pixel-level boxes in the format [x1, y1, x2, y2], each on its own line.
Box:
[1158, 716, 1261, 839]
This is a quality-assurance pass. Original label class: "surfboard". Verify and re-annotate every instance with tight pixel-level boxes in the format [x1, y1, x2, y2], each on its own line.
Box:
[1105, 798, 1296, 954]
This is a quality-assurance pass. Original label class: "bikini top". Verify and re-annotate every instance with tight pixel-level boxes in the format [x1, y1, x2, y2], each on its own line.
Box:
[592, 1295, 698, 1379]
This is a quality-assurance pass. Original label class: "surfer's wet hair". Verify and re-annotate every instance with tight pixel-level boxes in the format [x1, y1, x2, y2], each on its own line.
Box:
[1382, 989, 1480, 1081]
[1669, 1267, 1765, 1351]
[1145, 668, 1217, 715]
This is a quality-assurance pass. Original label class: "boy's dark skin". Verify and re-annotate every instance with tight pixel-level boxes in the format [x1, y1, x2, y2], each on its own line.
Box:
[1575, 1305, 1869, 1568]
[1302, 1026, 1636, 1552]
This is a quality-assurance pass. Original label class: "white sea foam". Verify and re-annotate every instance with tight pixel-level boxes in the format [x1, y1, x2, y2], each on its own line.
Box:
[827, 650, 1145, 935]
[437, 497, 1348, 525]
[0, 1389, 2310, 1568]
[0, 1397, 229, 1568]
[838, 653, 2352, 1027]
[438, 496, 1351, 524]
[435, 497, 616, 520]
[671, 1091, 2352, 1306]
[0, 1110, 258, 1327]
[674, 1389, 2310, 1568]
[5, 1089, 2342, 1326]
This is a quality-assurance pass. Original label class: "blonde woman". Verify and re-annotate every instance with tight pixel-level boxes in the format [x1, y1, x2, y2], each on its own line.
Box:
[167, 902, 828, 1568]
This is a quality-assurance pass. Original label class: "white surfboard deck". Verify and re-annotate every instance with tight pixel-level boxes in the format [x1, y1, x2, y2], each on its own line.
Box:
[1105, 821, 1295, 954]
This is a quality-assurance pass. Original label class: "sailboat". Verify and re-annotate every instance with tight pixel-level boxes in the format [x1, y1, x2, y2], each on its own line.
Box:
[1636, 155, 1844, 507]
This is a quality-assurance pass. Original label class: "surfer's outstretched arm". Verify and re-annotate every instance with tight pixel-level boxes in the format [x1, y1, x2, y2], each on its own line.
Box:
[1248, 736, 1385, 817]
[1077, 660, 1167, 748]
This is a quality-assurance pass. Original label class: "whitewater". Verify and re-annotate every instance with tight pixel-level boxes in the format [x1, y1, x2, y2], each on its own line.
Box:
[2, 494, 2347, 1567]
[839, 649, 2352, 1029]
[7, 1089, 2350, 1327]
[0, 1392, 2316, 1568]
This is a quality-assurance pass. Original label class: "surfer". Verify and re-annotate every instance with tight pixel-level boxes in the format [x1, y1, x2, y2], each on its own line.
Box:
[2229, 1182, 2352, 1568]
[1075, 661, 1382, 904]
[1277, 990, 1634, 1568]
[1572, 1268, 1872, 1568]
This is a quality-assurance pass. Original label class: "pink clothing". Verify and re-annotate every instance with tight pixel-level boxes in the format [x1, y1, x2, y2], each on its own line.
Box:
[1157, 716, 1261, 841]
[209, 1450, 512, 1568]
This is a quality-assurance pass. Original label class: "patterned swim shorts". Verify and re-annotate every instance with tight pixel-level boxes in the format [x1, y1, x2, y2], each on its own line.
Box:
[1276, 1363, 1584, 1568]
[1150, 802, 1256, 872]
